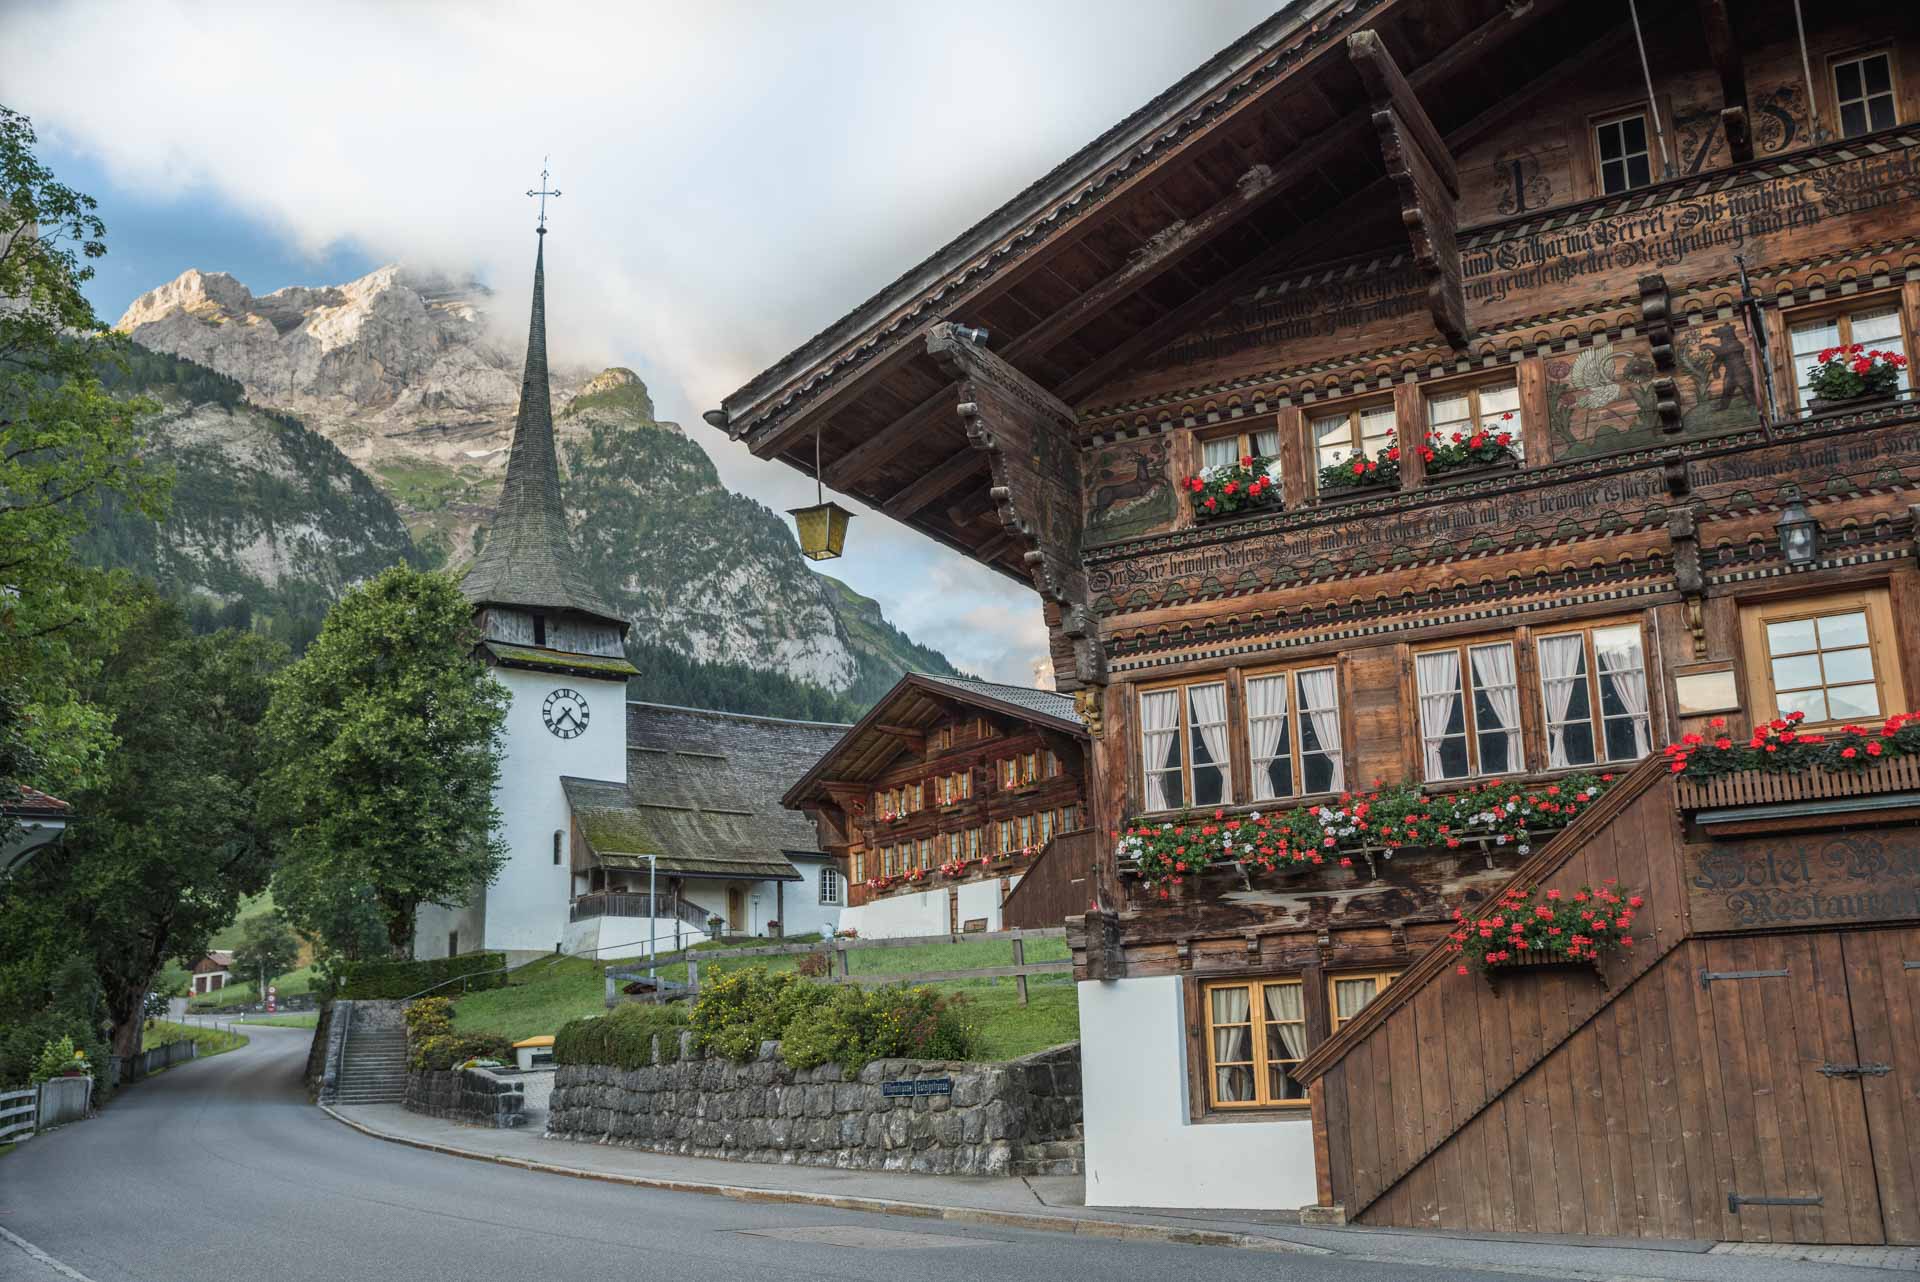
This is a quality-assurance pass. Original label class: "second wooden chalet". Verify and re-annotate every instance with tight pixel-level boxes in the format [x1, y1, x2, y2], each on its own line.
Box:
[784, 673, 1091, 937]
[715, 0, 1920, 1247]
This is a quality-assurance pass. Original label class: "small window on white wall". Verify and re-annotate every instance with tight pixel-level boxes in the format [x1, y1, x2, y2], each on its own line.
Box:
[553, 830, 564, 865]
[819, 867, 842, 905]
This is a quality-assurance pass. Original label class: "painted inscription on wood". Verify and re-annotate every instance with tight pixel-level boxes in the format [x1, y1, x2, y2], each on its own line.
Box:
[1688, 830, 1920, 932]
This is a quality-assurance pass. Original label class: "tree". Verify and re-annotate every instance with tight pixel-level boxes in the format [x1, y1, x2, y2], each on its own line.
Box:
[230, 913, 301, 995]
[4, 593, 282, 1058]
[1, 104, 167, 789]
[265, 567, 508, 957]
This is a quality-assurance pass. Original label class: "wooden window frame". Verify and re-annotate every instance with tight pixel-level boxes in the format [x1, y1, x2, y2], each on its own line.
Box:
[1328, 970, 1401, 1032]
[1739, 588, 1905, 730]
[819, 867, 841, 906]
[1422, 375, 1524, 464]
[1137, 677, 1234, 813]
[1044, 749, 1062, 778]
[1308, 397, 1397, 492]
[1783, 292, 1916, 411]
[1241, 662, 1345, 803]
[1830, 47, 1901, 139]
[1534, 621, 1655, 770]
[1413, 637, 1526, 782]
[1591, 108, 1653, 195]
[1197, 423, 1282, 473]
[1201, 976, 1310, 1111]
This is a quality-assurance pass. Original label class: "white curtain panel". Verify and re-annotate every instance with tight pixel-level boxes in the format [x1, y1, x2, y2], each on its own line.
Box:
[1416, 650, 1463, 777]
[1539, 635, 1586, 768]
[1246, 675, 1288, 790]
[1471, 643, 1524, 770]
[1298, 669, 1345, 792]
[1596, 631, 1652, 756]
[1140, 689, 1180, 811]
[1189, 684, 1231, 801]
[1333, 979, 1378, 1023]
[1264, 983, 1307, 1059]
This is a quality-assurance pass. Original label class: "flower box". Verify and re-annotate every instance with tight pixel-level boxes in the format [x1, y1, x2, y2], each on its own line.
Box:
[1317, 480, 1396, 504]
[1807, 390, 1896, 415]
[1424, 458, 1519, 487]
[1182, 454, 1281, 522]
[1480, 948, 1607, 995]
[1803, 343, 1906, 408]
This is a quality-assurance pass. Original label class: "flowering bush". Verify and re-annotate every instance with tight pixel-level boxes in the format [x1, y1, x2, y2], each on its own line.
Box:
[1447, 881, 1640, 973]
[1418, 413, 1521, 476]
[31, 1036, 90, 1084]
[1664, 710, 1920, 778]
[1805, 343, 1906, 402]
[1114, 772, 1616, 894]
[1182, 453, 1280, 521]
[1318, 440, 1400, 491]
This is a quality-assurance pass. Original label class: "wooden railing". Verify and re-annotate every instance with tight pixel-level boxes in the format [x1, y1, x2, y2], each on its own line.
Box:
[1674, 756, 1920, 810]
[1001, 829, 1094, 929]
[0, 1087, 34, 1142]
[570, 892, 712, 927]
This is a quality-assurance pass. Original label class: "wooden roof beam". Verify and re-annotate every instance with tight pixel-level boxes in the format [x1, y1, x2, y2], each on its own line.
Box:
[870, 723, 928, 752]
[822, 380, 958, 491]
[1349, 29, 1467, 350]
[747, 338, 926, 461]
[1697, 0, 1753, 163]
[881, 446, 986, 519]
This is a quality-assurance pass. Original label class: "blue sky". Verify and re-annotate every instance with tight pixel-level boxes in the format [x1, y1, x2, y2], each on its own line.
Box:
[8, 0, 1275, 684]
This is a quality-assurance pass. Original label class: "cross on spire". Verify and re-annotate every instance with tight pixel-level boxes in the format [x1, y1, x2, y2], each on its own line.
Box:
[527, 158, 561, 235]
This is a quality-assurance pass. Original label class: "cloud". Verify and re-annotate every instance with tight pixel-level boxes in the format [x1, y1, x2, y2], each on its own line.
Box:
[3, 0, 1273, 684]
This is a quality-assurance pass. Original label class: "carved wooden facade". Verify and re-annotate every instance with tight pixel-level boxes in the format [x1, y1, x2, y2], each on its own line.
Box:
[721, 0, 1920, 1240]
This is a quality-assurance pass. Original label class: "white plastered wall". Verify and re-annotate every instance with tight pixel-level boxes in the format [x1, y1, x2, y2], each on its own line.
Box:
[1078, 974, 1319, 1210]
[835, 884, 950, 938]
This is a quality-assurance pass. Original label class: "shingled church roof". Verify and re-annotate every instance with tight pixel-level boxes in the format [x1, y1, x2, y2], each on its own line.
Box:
[460, 233, 625, 626]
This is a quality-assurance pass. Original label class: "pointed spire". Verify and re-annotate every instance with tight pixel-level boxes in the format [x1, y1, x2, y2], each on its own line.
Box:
[461, 232, 625, 632]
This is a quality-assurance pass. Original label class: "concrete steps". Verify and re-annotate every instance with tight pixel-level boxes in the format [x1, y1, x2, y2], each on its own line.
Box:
[335, 1027, 408, 1105]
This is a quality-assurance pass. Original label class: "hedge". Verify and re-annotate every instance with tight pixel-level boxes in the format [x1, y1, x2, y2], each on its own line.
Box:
[554, 1003, 690, 1070]
[336, 952, 507, 1000]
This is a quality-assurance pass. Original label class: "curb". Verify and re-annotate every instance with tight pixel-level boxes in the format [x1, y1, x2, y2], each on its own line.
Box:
[319, 1106, 1327, 1255]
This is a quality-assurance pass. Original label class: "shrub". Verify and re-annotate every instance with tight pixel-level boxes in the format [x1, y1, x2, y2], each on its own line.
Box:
[405, 996, 455, 1042]
[0, 1014, 109, 1095]
[554, 1003, 690, 1069]
[689, 967, 831, 1062]
[29, 1036, 90, 1085]
[337, 952, 506, 1000]
[794, 951, 830, 978]
[778, 983, 978, 1074]
[410, 1032, 515, 1072]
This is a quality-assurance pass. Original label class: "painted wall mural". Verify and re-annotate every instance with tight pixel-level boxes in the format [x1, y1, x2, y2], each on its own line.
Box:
[1547, 322, 1759, 460]
[1083, 436, 1175, 544]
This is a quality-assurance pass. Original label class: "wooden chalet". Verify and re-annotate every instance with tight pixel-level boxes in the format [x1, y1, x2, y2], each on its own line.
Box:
[784, 673, 1090, 936]
[711, 0, 1920, 1245]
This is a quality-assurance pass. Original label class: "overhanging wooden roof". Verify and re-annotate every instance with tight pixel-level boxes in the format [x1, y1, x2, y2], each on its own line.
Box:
[783, 672, 1085, 810]
[706, 0, 1624, 582]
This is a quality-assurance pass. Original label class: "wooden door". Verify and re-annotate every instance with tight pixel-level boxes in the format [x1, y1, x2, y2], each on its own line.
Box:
[1842, 927, 1920, 1246]
[727, 886, 744, 932]
[1700, 934, 1886, 1244]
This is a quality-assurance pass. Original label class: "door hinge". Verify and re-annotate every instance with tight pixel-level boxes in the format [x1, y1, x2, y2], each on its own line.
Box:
[1729, 1193, 1823, 1213]
[1699, 966, 1789, 990]
[1818, 1062, 1893, 1078]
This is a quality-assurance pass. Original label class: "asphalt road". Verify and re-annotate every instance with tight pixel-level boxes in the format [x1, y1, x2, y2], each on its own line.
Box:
[0, 1025, 1565, 1282]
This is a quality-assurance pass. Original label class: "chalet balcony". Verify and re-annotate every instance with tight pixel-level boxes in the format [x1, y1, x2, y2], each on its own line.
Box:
[1675, 755, 1920, 817]
[568, 892, 711, 927]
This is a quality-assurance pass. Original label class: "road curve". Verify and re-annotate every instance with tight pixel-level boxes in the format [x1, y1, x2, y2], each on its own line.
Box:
[0, 1025, 1534, 1282]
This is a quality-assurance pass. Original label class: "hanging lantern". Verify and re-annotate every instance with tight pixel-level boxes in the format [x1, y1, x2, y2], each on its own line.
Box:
[790, 499, 853, 560]
[1774, 483, 1820, 567]
[789, 426, 852, 560]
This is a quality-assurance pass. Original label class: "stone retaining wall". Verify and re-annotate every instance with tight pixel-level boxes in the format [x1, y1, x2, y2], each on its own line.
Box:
[547, 1038, 1080, 1176]
[404, 1067, 526, 1128]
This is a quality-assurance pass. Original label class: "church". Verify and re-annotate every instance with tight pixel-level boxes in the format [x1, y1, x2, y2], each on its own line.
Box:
[413, 218, 846, 964]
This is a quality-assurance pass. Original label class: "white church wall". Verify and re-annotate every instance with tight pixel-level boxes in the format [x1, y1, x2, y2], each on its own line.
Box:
[414, 893, 487, 961]
[784, 855, 843, 939]
[956, 876, 1017, 932]
[1079, 975, 1318, 1210]
[563, 914, 708, 961]
[481, 667, 628, 955]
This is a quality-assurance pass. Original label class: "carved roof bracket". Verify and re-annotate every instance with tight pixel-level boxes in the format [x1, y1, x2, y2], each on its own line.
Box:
[1639, 274, 1685, 433]
[1667, 504, 1708, 659]
[1347, 29, 1467, 350]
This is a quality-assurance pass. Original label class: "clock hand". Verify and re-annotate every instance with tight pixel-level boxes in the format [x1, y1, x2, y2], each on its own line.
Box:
[555, 707, 581, 730]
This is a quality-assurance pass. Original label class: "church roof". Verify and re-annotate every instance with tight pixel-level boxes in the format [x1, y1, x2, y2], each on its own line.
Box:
[561, 702, 852, 882]
[461, 234, 625, 627]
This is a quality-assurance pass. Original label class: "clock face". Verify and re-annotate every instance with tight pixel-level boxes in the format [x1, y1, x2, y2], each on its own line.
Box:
[542, 688, 589, 739]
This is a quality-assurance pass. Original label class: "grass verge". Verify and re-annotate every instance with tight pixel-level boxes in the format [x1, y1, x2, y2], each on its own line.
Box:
[144, 1020, 249, 1057]
[233, 1012, 319, 1028]
[187, 963, 318, 1011]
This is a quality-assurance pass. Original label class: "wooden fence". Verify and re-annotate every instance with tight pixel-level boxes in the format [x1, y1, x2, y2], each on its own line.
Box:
[0, 1087, 34, 1142]
[605, 926, 1070, 1008]
[0, 1076, 96, 1142]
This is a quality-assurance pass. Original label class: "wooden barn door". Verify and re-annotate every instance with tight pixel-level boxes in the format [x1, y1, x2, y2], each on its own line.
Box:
[1841, 927, 1920, 1246]
[1702, 929, 1920, 1245]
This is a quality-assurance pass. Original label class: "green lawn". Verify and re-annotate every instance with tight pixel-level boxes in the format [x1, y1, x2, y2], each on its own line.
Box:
[209, 890, 278, 949]
[186, 963, 318, 1010]
[233, 1012, 319, 1028]
[450, 936, 1079, 1059]
[144, 1020, 249, 1057]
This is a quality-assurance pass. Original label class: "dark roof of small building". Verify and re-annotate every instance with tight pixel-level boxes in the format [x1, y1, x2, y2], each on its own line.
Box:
[3, 786, 71, 819]
[461, 234, 626, 627]
[561, 702, 852, 882]
[784, 671, 1085, 808]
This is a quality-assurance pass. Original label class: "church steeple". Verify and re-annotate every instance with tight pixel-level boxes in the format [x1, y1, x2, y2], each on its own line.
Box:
[460, 215, 626, 634]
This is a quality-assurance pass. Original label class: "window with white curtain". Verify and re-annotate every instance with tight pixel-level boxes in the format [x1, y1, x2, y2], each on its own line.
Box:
[1204, 978, 1308, 1109]
[1425, 380, 1523, 461]
[1312, 403, 1397, 481]
[1200, 425, 1282, 473]
[1789, 303, 1912, 408]
[1415, 641, 1523, 780]
[1329, 971, 1401, 1031]
[819, 867, 842, 905]
[1137, 680, 1231, 811]
[1537, 624, 1653, 768]
[1245, 666, 1344, 800]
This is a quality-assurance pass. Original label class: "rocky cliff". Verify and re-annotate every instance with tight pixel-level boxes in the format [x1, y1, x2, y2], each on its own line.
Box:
[114, 266, 960, 702]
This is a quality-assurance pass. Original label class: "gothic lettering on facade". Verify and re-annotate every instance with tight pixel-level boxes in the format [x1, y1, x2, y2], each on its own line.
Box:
[1690, 832, 1920, 931]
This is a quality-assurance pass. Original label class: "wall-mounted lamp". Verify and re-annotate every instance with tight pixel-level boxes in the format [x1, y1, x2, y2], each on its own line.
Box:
[1775, 484, 1820, 567]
